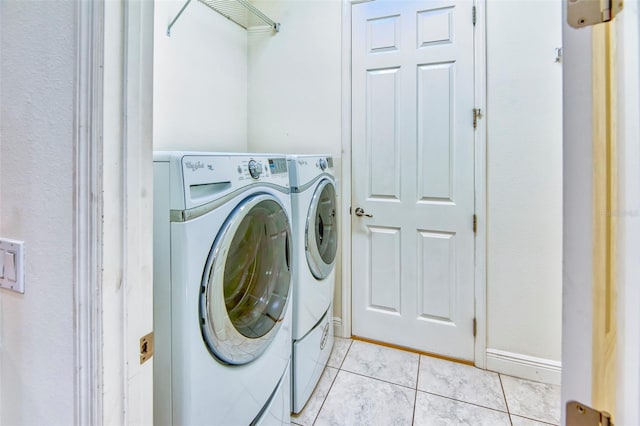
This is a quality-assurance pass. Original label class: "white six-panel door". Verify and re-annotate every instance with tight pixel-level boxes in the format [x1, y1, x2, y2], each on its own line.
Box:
[351, 0, 476, 360]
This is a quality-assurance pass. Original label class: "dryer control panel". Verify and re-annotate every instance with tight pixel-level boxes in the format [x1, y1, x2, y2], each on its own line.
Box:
[287, 155, 334, 188]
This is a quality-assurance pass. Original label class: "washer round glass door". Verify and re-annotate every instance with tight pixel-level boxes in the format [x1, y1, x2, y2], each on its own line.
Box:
[306, 179, 338, 279]
[200, 193, 292, 365]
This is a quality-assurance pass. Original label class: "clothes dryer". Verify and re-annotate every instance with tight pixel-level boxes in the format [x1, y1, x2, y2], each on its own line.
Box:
[287, 155, 338, 413]
[153, 152, 293, 425]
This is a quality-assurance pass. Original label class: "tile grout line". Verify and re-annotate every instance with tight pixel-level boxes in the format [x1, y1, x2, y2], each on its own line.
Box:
[337, 339, 354, 370]
[310, 367, 339, 426]
[510, 413, 560, 426]
[499, 375, 562, 425]
[410, 355, 421, 425]
[340, 336, 421, 390]
[498, 374, 513, 426]
[314, 339, 560, 426]
[342, 340, 511, 414]
[336, 367, 511, 417]
[339, 368, 419, 391]
[418, 389, 511, 415]
[499, 371, 561, 387]
[311, 340, 353, 426]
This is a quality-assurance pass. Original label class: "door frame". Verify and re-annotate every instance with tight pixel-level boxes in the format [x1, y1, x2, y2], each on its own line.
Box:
[340, 0, 488, 367]
[74, 1, 105, 421]
[472, 0, 488, 368]
[561, 2, 640, 423]
[75, 0, 154, 423]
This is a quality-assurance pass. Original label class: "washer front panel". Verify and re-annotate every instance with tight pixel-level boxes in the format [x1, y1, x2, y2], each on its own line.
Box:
[305, 179, 338, 279]
[200, 193, 292, 365]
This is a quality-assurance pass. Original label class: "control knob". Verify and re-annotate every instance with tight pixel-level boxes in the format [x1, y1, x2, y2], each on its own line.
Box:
[318, 158, 328, 171]
[248, 160, 263, 179]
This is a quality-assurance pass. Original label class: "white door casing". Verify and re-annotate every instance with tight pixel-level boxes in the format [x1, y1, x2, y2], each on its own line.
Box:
[351, 0, 476, 360]
[101, 0, 154, 423]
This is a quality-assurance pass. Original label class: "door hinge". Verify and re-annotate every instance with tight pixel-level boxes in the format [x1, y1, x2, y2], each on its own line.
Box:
[567, 401, 613, 426]
[567, 0, 623, 29]
[555, 47, 563, 63]
[473, 318, 477, 337]
[472, 5, 477, 26]
[473, 214, 477, 233]
[473, 108, 482, 129]
[140, 332, 154, 364]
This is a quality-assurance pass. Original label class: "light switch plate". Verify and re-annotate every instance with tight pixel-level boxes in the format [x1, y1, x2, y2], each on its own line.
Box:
[0, 238, 25, 293]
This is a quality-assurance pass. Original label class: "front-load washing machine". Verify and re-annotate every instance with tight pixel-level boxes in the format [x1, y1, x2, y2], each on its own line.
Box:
[287, 155, 338, 413]
[153, 151, 293, 425]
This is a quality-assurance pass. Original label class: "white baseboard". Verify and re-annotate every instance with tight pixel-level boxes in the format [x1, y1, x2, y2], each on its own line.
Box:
[486, 348, 561, 385]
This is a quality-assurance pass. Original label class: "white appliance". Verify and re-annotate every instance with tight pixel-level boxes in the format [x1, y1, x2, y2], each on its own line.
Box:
[153, 151, 293, 425]
[287, 155, 338, 413]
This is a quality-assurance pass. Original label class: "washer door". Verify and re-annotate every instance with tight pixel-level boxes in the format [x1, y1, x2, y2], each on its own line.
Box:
[305, 179, 338, 279]
[200, 193, 292, 365]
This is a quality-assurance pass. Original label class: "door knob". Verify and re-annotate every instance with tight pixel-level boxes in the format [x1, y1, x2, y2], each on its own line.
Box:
[354, 207, 373, 218]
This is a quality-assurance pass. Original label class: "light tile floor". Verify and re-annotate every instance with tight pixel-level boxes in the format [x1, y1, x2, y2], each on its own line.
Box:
[291, 338, 561, 426]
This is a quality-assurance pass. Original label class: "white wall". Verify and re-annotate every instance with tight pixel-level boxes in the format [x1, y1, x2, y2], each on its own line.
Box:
[247, 0, 342, 158]
[0, 1, 76, 423]
[247, 0, 344, 320]
[154, 0, 249, 151]
[485, 0, 563, 383]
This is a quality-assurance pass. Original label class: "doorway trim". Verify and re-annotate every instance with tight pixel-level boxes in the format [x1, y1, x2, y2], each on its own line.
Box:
[74, 0, 105, 422]
[340, 0, 488, 366]
[102, 0, 155, 423]
[339, 0, 354, 339]
[473, 0, 488, 369]
[75, 0, 155, 423]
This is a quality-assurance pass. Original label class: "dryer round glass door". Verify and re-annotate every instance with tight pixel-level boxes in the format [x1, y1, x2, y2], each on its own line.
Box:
[305, 179, 338, 279]
[200, 193, 292, 365]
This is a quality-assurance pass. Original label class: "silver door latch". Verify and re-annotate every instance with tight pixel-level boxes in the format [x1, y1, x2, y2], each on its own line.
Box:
[567, 0, 623, 28]
[567, 401, 613, 426]
[354, 207, 373, 218]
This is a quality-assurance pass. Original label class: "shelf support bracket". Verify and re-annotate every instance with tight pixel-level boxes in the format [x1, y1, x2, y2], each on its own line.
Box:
[166, 0, 280, 36]
[167, 0, 193, 37]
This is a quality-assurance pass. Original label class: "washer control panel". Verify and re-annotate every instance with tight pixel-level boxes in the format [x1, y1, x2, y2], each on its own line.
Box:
[180, 155, 290, 184]
[268, 158, 288, 175]
[173, 153, 290, 210]
[236, 157, 288, 181]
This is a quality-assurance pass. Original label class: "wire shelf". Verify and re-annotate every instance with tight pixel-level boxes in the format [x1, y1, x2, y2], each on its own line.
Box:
[167, 0, 280, 36]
